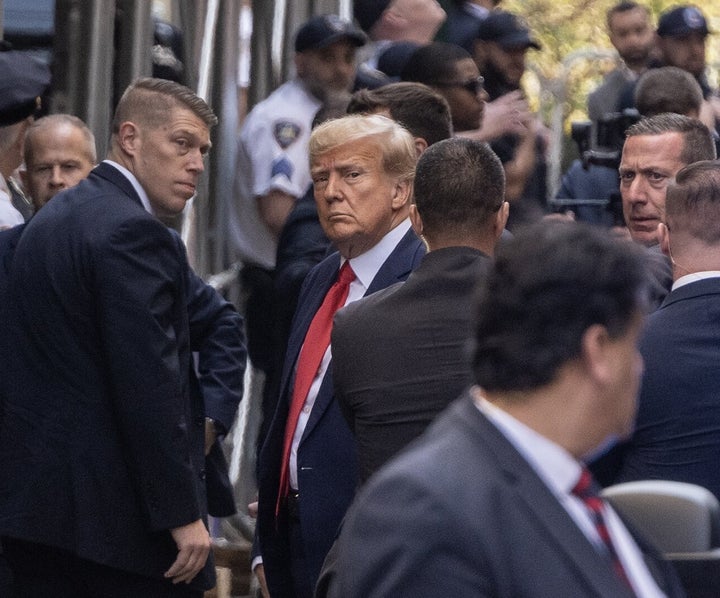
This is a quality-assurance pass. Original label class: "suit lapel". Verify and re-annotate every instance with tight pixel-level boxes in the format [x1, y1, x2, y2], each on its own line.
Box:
[456, 397, 636, 597]
[300, 230, 423, 441]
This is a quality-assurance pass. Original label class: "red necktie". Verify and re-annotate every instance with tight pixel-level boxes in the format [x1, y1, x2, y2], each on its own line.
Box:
[276, 262, 356, 513]
[572, 467, 634, 591]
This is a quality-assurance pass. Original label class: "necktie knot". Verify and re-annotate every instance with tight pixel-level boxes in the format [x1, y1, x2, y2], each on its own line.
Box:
[337, 261, 355, 287]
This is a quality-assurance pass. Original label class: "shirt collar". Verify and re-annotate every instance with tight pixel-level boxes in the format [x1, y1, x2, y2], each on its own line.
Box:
[344, 219, 411, 290]
[103, 159, 154, 215]
[474, 392, 582, 496]
[672, 271, 720, 291]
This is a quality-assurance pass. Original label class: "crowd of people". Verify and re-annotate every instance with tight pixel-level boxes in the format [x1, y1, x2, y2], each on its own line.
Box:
[0, 1, 719, 597]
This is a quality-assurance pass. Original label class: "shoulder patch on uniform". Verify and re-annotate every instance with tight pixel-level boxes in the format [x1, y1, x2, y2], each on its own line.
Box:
[274, 121, 302, 149]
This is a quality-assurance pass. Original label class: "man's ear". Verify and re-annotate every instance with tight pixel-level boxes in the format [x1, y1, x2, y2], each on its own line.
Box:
[580, 324, 613, 385]
[116, 121, 140, 156]
[391, 179, 412, 210]
[494, 201, 509, 240]
[410, 203, 423, 237]
[414, 137, 428, 157]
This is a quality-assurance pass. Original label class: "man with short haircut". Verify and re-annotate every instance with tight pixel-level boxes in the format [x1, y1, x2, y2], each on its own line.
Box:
[634, 66, 703, 119]
[20, 114, 96, 210]
[256, 114, 424, 598]
[619, 113, 715, 247]
[587, 2, 654, 124]
[346, 81, 453, 149]
[609, 161, 720, 502]
[331, 137, 508, 485]
[325, 221, 683, 597]
[0, 78, 219, 595]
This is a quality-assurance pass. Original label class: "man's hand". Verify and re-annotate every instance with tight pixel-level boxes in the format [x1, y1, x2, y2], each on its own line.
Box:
[165, 519, 211, 584]
[254, 563, 271, 598]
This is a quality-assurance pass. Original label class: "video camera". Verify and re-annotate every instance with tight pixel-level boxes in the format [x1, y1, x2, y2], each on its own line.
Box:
[564, 108, 641, 225]
[571, 108, 641, 170]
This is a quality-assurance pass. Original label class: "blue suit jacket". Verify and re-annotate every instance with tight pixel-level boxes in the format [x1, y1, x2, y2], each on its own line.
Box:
[325, 393, 684, 597]
[0, 162, 228, 590]
[613, 277, 720, 500]
[256, 227, 424, 597]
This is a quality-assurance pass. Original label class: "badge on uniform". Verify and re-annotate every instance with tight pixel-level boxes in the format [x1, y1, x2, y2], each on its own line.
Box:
[274, 120, 302, 149]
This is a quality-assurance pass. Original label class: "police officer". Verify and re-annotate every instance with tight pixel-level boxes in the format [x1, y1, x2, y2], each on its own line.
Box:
[0, 48, 51, 229]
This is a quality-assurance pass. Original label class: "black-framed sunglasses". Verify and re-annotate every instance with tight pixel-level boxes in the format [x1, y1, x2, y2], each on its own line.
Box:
[430, 76, 485, 95]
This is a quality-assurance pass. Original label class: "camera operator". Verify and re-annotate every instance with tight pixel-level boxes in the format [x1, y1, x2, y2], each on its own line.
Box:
[556, 66, 712, 226]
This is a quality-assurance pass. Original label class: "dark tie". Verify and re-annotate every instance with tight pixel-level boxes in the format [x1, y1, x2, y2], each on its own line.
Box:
[276, 262, 356, 512]
[572, 467, 634, 591]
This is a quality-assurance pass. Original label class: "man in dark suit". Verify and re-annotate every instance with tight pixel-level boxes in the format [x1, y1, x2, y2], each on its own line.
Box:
[331, 137, 508, 484]
[255, 114, 424, 598]
[6, 112, 246, 518]
[610, 160, 720, 501]
[0, 78, 220, 596]
[325, 221, 684, 597]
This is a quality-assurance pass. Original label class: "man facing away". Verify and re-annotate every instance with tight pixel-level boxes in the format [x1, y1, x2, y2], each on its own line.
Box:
[0, 78, 218, 596]
[325, 220, 684, 597]
[255, 114, 424, 598]
[607, 160, 720, 503]
[331, 137, 508, 484]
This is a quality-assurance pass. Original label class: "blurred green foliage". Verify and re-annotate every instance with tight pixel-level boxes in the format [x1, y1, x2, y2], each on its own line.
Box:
[501, 0, 720, 126]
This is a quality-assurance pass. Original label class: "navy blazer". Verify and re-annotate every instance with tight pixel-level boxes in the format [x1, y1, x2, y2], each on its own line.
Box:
[0, 163, 219, 590]
[256, 226, 424, 597]
[325, 393, 684, 597]
[613, 277, 720, 500]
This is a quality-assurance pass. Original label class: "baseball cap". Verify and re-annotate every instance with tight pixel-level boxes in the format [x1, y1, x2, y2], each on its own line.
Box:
[295, 14, 367, 53]
[476, 11, 541, 50]
[353, 0, 392, 33]
[0, 49, 51, 127]
[657, 5, 710, 38]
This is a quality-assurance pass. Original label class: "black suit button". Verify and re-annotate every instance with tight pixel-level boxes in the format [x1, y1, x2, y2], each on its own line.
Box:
[195, 416, 204, 427]
[199, 469, 206, 481]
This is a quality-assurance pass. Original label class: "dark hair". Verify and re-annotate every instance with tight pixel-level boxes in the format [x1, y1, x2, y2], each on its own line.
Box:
[666, 160, 720, 244]
[414, 138, 504, 238]
[626, 113, 716, 164]
[472, 221, 648, 392]
[112, 77, 217, 133]
[607, 1, 648, 29]
[347, 82, 453, 145]
[400, 42, 472, 87]
[635, 67, 703, 117]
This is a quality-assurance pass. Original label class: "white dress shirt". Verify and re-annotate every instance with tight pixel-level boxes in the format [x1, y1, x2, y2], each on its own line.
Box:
[289, 219, 412, 489]
[475, 393, 666, 598]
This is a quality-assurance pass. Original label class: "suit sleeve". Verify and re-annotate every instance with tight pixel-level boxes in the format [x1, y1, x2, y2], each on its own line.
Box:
[184, 260, 247, 432]
[97, 217, 201, 531]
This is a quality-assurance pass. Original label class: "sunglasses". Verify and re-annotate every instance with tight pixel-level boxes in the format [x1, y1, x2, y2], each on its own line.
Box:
[431, 76, 485, 95]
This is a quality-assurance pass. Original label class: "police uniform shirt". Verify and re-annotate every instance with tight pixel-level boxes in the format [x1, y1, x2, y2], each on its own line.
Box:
[229, 78, 321, 270]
